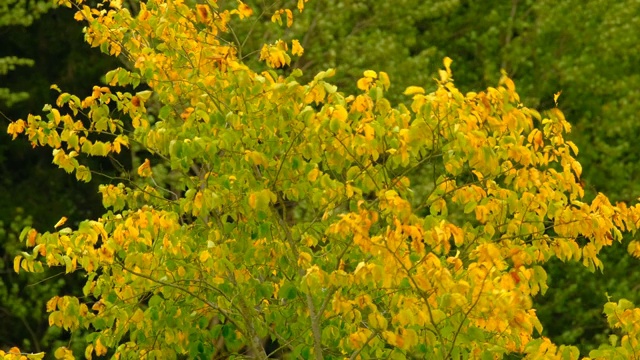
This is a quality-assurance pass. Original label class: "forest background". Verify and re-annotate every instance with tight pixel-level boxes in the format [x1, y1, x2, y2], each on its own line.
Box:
[1, 0, 639, 357]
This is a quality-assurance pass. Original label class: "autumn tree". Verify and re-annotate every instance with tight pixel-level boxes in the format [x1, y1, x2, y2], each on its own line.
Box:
[5, 0, 640, 359]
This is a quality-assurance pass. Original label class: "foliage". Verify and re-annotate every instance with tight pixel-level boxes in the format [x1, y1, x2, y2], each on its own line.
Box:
[244, 0, 640, 351]
[0, 209, 85, 356]
[238, 0, 640, 203]
[6, 0, 640, 359]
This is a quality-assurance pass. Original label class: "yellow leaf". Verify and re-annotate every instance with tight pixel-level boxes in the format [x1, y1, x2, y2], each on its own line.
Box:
[247, 151, 269, 167]
[378, 71, 390, 90]
[237, 1, 253, 19]
[46, 296, 59, 312]
[13, 255, 22, 274]
[527, 128, 544, 150]
[628, 241, 640, 258]
[27, 352, 46, 360]
[308, 168, 320, 182]
[449, 224, 464, 246]
[368, 312, 388, 329]
[85, 344, 94, 360]
[95, 338, 107, 356]
[357, 77, 372, 91]
[54, 346, 74, 360]
[50, 84, 61, 92]
[285, 9, 293, 27]
[554, 90, 562, 106]
[271, 9, 283, 24]
[291, 39, 304, 56]
[54, 216, 68, 229]
[571, 160, 582, 178]
[332, 105, 348, 122]
[297, 251, 312, 266]
[7, 119, 26, 139]
[199, 250, 211, 262]
[50, 108, 61, 125]
[443, 56, 453, 74]
[471, 170, 484, 181]
[363, 124, 375, 141]
[363, 70, 377, 79]
[196, 4, 209, 22]
[403, 86, 425, 95]
[484, 223, 495, 237]
[137, 158, 152, 177]
[249, 193, 257, 209]
[566, 140, 579, 155]
[259, 42, 291, 68]
[192, 191, 203, 216]
[135, 90, 152, 101]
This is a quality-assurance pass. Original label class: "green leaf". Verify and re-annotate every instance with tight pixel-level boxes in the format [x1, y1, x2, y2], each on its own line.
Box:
[279, 282, 298, 300]
[329, 117, 341, 132]
[76, 165, 92, 182]
[463, 201, 477, 214]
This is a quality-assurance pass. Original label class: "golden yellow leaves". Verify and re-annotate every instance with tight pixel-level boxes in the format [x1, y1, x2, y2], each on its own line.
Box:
[199, 250, 211, 263]
[6, 119, 25, 140]
[304, 83, 326, 104]
[527, 128, 544, 151]
[259, 39, 304, 68]
[54, 217, 68, 229]
[297, 251, 312, 267]
[0, 347, 45, 360]
[351, 94, 372, 113]
[329, 208, 376, 253]
[53, 347, 75, 360]
[271, 9, 293, 27]
[297, 0, 309, 12]
[379, 190, 411, 219]
[13, 256, 22, 274]
[356, 70, 378, 91]
[137, 158, 152, 177]
[628, 241, 640, 258]
[73, 5, 91, 21]
[473, 243, 507, 270]
[439, 56, 453, 83]
[553, 90, 562, 106]
[377, 72, 390, 91]
[84, 337, 108, 360]
[570, 159, 583, 178]
[307, 167, 321, 182]
[330, 104, 348, 126]
[196, 4, 210, 22]
[348, 328, 373, 349]
[422, 220, 465, 254]
[403, 86, 425, 96]
[259, 40, 291, 68]
[291, 39, 304, 56]
[233, 1, 253, 19]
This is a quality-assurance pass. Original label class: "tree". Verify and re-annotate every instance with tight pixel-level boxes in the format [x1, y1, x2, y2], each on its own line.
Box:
[251, 0, 640, 351]
[5, 0, 640, 358]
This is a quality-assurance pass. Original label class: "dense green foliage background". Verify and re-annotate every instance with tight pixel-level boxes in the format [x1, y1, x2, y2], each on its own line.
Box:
[1, 0, 639, 356]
